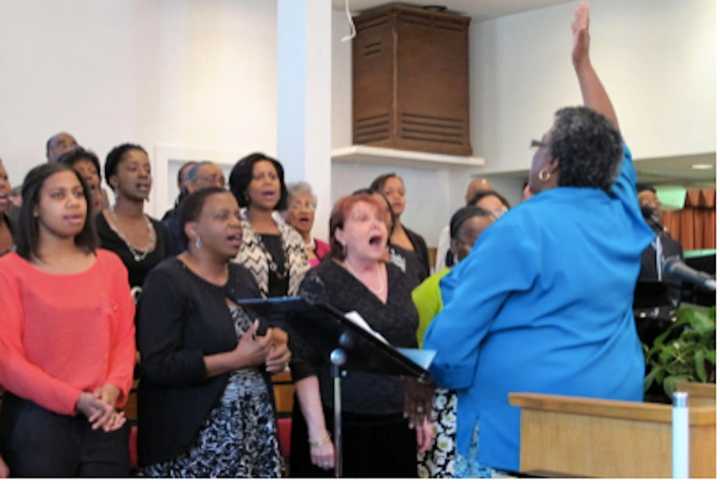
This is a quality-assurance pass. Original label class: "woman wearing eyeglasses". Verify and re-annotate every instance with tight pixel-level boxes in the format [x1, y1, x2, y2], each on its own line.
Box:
[284, 182, 330, 268]
[423, 4, 653, 477]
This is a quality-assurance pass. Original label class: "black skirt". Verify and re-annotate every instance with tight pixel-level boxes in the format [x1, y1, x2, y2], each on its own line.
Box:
[289, 399, 417, 478]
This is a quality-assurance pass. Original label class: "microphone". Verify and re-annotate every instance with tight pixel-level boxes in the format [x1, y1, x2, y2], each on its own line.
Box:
[662, 256, 716, 292]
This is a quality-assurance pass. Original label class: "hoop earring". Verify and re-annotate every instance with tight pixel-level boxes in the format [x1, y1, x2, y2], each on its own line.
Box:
[539, 169, 551, 183]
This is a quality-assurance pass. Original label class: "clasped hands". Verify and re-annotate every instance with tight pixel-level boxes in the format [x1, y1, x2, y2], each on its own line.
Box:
[75, 383, 126, 433]
[231, 320, 291, 373]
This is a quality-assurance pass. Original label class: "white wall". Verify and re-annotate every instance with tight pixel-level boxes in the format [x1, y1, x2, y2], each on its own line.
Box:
[330, 0, 715, 246]
[472, 0, 716, 173]
[0, 0, 277, 217]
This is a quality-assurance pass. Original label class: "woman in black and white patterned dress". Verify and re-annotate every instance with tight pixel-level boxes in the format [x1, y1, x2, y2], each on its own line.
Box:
[228, 152, 309, 298]
[135, 187, 290, 477]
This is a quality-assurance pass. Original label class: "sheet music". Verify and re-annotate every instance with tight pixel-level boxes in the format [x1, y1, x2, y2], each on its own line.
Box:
[344, 311, 437, 370]
[344, 311, 390, 344]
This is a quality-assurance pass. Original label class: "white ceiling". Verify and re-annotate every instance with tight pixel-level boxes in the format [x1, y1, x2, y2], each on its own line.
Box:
[478, 153, 717, 188]
[331, 0, 575, 20]
[635, 153, 716, 187]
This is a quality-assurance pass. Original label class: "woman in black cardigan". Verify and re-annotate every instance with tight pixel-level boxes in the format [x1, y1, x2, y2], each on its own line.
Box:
[135, 187, 290, 477]
[370, 173, 430, 283]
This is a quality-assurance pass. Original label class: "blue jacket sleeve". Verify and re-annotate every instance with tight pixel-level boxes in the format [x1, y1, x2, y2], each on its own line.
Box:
[424, 219, 540, 390]
[610, 145, 638, 207]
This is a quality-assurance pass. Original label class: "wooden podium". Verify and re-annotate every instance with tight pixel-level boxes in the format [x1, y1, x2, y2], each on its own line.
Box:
[509, 384, 716, 478]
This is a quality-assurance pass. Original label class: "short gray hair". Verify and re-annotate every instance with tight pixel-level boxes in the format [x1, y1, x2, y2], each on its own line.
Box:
[287, 181, 317, 206]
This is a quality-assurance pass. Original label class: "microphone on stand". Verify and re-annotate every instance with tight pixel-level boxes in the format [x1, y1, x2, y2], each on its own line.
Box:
[662, 256, 716, 292]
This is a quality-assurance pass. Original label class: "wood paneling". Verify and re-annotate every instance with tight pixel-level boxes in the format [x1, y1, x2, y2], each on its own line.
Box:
[353, 3, 472, 155]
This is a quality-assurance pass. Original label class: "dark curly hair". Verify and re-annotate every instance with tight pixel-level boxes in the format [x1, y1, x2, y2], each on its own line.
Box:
[369, 172, 401, 193]
[104, 143, 148, 189]
[57, 147, 101, 178]
[228, 152, 288, 211]
[467, 189, 511, 210]
[549, 106, 623, 192]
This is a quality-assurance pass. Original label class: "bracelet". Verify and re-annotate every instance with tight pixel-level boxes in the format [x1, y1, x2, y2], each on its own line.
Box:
[308, 433, 331, 448]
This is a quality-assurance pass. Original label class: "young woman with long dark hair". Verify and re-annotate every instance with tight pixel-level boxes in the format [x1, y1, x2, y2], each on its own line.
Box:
[0, 163, 135, 477]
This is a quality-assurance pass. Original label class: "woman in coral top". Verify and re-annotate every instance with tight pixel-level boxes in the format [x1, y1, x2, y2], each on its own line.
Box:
[0, 163, 136, 477]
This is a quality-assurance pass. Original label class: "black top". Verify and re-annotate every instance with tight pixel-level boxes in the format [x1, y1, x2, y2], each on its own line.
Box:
[135, 258, 263, 466]
[389, 244, 426, 288]
[260, 234, 289, 297]
[96, 212, 172, 289]
[403, 225, 430, 281]
[162, 209, 185, 257]
[290, 259, 419, 415]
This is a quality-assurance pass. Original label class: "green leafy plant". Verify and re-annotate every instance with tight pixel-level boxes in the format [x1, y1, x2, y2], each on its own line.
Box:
[643, 304, 716, 399]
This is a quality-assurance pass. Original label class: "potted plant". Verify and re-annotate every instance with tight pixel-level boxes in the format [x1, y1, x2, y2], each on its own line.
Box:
[643, 304, 716, 402]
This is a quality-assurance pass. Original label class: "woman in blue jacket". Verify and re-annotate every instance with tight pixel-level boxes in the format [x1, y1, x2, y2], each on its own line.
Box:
[424, 4, 653, 477]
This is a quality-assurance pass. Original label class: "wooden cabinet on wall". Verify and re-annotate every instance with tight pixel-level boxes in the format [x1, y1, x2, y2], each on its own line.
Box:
[353, 3, 472, 156]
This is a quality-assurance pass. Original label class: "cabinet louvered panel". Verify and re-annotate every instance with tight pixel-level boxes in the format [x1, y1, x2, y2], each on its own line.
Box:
[352, 3, 472, 156]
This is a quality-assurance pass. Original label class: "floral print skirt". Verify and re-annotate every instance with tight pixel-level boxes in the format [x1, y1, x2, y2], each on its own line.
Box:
[417, 388, 457, 478]
[140, 306, 282, 478]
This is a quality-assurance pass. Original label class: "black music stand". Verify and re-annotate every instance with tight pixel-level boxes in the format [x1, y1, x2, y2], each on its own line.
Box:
[236, 295, 432, 478]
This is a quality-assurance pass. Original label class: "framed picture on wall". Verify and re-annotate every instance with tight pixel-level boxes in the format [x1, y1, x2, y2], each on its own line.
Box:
[149, 144, 238, 219]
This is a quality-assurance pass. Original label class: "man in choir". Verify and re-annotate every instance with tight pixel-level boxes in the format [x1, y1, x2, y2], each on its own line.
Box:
[434, 177, 494, 273]
[46, 131, 79, 163]
[165, 161, 226, 255]
[636, 183, 684, 285]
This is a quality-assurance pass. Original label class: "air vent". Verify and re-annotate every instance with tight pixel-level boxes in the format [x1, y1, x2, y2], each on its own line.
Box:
[400, 113, 466, 146]
[363, 41, 383, 57]
[355, 113, 391, 144]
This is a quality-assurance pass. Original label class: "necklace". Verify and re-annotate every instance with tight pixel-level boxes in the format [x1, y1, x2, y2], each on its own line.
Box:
[345, 260, 385, 297]
[253, 231, 288, 279]
[106, 208, 156, 262]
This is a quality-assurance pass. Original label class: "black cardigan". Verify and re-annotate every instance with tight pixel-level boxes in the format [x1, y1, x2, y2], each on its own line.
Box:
[135, 258, 262, 466]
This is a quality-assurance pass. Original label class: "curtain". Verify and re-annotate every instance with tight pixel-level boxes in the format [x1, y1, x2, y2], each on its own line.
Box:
[661, 188, 716, 251]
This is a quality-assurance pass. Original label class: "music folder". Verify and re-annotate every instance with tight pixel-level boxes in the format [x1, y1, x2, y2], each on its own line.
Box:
[235, 295, 433, 381]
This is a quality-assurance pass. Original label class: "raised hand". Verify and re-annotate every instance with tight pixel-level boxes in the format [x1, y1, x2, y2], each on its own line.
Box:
[571, 1, 590, 66]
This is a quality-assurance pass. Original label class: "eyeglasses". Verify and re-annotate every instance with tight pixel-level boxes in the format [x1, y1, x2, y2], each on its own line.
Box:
[530, 139, 548, 149]
[196, 175, 226, 186]
[289, 200, 317, 210]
